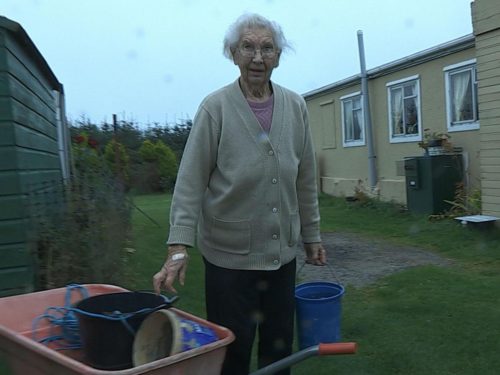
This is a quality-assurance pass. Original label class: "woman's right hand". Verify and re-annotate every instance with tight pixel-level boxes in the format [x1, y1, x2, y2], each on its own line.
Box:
[153, 244, 189, 294]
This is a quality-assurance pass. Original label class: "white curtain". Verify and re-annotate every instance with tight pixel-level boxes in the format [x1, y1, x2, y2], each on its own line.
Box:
[391, 88, 403, 135]
[452, 71, 471, 122]
[353, 107, 363, 140]
[344, 101, 353, 141]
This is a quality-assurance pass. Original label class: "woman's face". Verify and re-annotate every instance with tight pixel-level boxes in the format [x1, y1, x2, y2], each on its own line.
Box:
[233, 27, 280, 89]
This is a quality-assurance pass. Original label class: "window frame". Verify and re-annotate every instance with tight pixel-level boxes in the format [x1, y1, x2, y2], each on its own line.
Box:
[386, 75, 422, 144]
[444, 59, 479, 132]
[340, 91, 365, 148]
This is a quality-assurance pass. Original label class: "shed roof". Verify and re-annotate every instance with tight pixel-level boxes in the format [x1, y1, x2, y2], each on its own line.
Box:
[303, 34, 475, 100]
[0, 16, 63, 93]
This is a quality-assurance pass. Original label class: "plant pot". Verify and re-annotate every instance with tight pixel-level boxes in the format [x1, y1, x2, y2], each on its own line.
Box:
[428, 146, 445, 156]
[427, 139, 444, 147]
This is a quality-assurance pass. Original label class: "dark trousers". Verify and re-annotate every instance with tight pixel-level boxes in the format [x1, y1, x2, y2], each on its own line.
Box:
[204, 258, 296, 375]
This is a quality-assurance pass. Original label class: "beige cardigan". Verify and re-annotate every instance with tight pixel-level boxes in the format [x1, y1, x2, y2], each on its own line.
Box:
[167, 80, 321, 270]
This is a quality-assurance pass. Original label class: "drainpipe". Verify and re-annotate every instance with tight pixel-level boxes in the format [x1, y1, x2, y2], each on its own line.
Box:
[357, 30, 377, 191]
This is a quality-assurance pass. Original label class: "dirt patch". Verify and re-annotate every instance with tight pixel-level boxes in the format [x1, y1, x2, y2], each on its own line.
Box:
[296, 232, 452, 288]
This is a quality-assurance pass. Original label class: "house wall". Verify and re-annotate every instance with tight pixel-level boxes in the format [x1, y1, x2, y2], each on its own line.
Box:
[0, 18, 64, 296]
[307, 45, 478, 204]
[472, 0, 500, 218]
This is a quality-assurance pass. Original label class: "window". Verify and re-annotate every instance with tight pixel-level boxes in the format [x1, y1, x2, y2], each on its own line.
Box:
[387, 76, 421, 143]
[341, 92, 364, 147]
[444, 59, 479, 132]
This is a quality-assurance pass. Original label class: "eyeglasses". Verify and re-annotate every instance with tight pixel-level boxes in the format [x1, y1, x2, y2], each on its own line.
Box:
[238, 44, 277, 58]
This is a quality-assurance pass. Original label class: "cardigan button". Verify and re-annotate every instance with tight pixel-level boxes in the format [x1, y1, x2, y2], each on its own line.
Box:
[271, 178, 277, 184]
[272, 234, 279, 240]
[268, 150, 274, 156]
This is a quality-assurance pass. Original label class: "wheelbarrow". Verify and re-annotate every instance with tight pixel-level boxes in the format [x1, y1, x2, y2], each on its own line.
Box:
[250, 342, 357, 375]
[0, 284, 356, 374]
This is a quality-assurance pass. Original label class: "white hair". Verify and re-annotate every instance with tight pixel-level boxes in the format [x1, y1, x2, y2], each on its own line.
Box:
[222, 13, 292, 61]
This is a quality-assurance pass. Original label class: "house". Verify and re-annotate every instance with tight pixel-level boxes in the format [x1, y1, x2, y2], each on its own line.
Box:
[304, 0, 500, 219]
[472, 0, 500, 219]
[0, 16, 70, 296]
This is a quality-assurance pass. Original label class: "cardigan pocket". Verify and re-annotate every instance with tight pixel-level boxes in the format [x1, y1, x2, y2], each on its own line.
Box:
[288, 213, 300, 247]
[208, 217, 251, 254]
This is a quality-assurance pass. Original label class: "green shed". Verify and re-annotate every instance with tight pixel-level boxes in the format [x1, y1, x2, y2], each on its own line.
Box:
[0, 16, 70, 296]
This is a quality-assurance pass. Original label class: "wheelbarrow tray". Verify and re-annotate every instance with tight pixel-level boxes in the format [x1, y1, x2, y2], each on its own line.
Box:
[0, 284, 235, 375]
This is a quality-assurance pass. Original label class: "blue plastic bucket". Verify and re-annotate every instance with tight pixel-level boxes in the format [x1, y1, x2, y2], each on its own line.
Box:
[295, 281, 345, 349]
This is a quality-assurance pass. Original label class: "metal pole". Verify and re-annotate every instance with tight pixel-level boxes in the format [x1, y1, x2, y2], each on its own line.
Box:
[357, 30, 377, 191]
[112, 113, 122, 185]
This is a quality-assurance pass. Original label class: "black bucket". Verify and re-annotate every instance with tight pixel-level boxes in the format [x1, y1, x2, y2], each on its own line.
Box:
[73, 291, 173, 370]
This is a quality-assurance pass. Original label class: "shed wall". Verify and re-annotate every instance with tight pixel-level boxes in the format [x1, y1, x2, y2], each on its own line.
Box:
[0, 24, 62, 296]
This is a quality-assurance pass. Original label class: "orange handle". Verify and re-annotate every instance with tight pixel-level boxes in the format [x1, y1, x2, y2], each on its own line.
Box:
[318, 342, 358, 355]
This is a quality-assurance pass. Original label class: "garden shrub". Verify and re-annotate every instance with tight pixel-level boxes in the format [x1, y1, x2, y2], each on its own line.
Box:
[33, 134, 132, 289]
[104, 138, 130, 188]
[135, 140, 178, 193]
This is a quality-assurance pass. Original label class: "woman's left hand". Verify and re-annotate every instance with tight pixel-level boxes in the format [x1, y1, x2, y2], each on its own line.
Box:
[304, 242, 327, 266]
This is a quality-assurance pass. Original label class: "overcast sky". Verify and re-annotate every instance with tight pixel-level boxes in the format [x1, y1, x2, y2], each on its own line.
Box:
[2, 0, 474, 127]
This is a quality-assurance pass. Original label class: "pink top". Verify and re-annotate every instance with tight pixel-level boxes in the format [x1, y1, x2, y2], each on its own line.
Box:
[247, 95, 274, 133]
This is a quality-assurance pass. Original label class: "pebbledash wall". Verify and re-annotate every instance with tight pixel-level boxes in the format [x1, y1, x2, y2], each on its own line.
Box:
[304, 0, 500, 219]
[0, 16, 70, 297]
[304, 35, 477, 203]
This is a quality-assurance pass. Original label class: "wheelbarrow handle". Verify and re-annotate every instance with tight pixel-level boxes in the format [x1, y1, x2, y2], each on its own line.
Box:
[250, 342, 357, 375]
[319, 342, 357, 355]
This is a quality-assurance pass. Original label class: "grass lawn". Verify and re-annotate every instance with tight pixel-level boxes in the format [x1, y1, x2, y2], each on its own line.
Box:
[1, 193, 499, 374]
[126, 194, 207, 317]
[128, 193, 500, 375]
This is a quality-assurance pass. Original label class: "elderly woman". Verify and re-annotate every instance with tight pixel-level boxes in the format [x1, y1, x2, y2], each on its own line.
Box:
[153, 13, 326, 375]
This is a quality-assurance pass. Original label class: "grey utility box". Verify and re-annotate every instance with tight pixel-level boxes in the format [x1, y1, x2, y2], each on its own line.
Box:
[404, 154, 463, 215]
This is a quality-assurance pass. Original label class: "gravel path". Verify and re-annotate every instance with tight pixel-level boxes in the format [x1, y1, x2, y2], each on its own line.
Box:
[296, 232, 452, 288]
